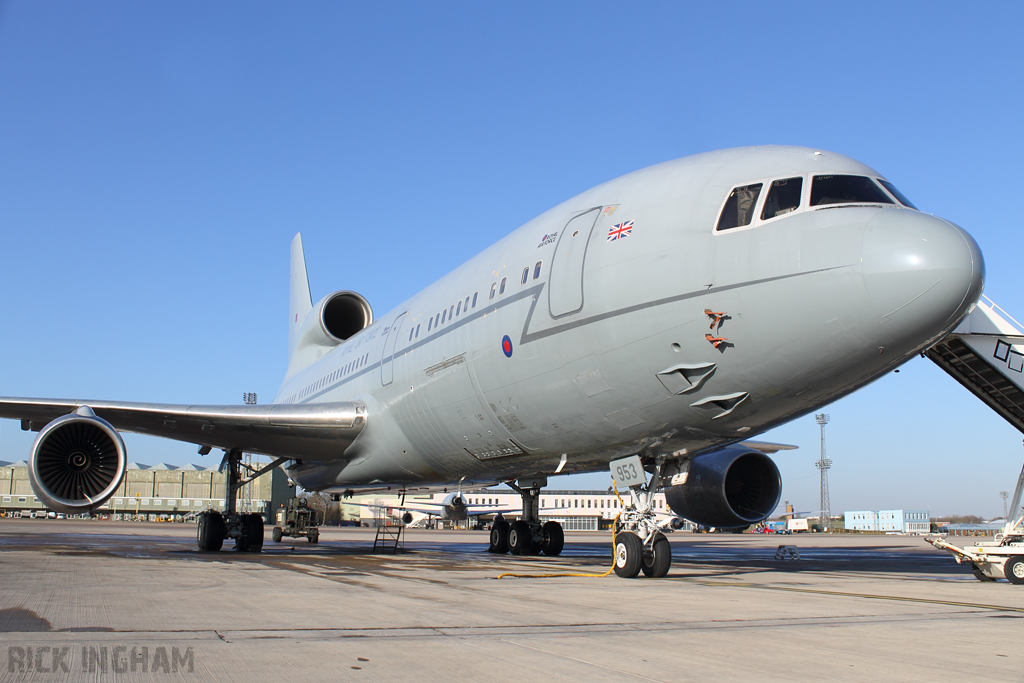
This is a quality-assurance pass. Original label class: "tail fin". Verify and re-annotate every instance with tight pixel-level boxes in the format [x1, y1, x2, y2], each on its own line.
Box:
[289, 233, 313, 356]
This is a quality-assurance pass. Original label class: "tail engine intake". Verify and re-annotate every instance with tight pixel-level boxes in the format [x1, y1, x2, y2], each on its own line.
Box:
[664, 446, 781, 528]
[28, 410, 127, 515]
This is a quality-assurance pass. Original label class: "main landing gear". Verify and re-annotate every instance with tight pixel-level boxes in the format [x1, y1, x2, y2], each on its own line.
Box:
[195, 448, 287, 553]
[488, 477, 564, 557]
[610, 455, 673, 578]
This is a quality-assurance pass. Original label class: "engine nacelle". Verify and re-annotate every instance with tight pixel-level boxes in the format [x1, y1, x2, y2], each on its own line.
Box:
[297, 290, 373, 349]
[664, 446, 781, 528]
[286, 290, 374, 380]
[28, 410, 127, 515]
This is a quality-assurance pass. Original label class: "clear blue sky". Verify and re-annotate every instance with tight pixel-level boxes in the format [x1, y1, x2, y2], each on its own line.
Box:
[2, 2, 1022, 518]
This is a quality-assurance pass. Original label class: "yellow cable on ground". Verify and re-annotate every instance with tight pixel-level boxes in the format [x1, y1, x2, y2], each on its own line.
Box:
[496, 482, 628, 579]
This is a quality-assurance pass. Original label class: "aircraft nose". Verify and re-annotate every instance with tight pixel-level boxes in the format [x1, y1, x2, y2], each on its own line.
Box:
[862, 209, 984, 334]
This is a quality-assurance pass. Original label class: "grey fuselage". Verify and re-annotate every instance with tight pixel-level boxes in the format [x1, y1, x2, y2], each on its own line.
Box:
[277, 146, 984, 492]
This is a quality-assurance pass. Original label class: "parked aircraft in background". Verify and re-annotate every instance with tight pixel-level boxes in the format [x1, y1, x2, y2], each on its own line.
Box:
[347, 492, 523, 529]
[0, 146, 984, 577]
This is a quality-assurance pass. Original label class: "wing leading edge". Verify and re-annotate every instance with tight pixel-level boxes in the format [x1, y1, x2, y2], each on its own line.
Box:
[0, 397, 366, 461]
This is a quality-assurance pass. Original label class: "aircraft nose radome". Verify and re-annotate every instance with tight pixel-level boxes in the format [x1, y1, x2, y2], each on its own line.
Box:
[862, 209, 984, 334]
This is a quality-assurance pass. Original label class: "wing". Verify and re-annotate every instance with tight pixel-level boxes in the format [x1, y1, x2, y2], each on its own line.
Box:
[0, 397, 366, 461]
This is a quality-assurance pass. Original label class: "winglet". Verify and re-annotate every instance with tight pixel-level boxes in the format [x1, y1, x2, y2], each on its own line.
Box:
[289, 233, 313, 356]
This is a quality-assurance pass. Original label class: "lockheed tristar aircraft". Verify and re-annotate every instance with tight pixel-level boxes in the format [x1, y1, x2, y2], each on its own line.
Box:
[0, 146, 984, 578]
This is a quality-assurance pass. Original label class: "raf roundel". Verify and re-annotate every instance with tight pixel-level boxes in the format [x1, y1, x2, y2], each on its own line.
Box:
[501, 335, 513, 358]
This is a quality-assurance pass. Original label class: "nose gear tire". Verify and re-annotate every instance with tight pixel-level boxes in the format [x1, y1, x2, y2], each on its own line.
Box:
[613, 531, 643, 578]
[641, 533, 672, 578]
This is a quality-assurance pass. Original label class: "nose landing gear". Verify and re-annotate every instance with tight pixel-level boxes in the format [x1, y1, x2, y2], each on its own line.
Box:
[609, 454, 675, 578]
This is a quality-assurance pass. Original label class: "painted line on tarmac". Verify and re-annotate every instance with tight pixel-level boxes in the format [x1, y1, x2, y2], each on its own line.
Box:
[684, 579, 1024, 613]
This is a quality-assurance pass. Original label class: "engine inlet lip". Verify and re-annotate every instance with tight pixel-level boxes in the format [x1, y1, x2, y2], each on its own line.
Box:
[28, 412, 127, 514]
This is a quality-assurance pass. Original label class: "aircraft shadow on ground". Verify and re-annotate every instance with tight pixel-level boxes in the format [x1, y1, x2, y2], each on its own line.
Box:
[167, 539, 975, 579]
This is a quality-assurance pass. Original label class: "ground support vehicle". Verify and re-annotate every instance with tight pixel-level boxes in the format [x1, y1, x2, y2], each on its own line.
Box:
[927, 516, 1024, 583]
[272, 497, 320, 544]
[929, 462, 1024, 583]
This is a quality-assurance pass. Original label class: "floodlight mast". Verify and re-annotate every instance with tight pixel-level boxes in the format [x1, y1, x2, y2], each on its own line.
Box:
[815, 413, 832, 532]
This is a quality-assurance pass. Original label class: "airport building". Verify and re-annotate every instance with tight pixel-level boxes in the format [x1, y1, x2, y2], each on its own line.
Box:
[0, 460, 282, 520]
[346, 489, 677, 531]
[3, 458, 675, 531]
[843, 509, 930, 534]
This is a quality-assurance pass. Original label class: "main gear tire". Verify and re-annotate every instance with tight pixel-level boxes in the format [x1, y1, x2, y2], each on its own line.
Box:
[196, 510, 225, 552]
[238, 513, 264, 553]
[508, 520, 533, 556]
[488, 519, 509, 554]
[542, 520, 564, 556]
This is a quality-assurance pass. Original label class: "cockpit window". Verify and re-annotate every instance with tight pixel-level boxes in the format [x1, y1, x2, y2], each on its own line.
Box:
[810, 175, 894, 207]
[878, 179, 918, 210]
[761, 177, 803, 220]
[716, 182, 763, 231]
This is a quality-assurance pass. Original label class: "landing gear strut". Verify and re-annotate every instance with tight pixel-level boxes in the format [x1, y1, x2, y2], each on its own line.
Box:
[195, 448, 287, 553]
[488, 477, 563, 556]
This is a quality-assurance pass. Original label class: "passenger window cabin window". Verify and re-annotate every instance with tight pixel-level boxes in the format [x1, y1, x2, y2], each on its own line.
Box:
[489, 283, 496, 300]
[521, 267, 529, 285]
[472, 292, 478, 308]
[415, 324, 420, 338]
[761, 177, 803, 220]
[878, 179, 918, 210]
[409, 329, 414, 342]
[716, 183, 763, 231]
[449, 304, 455, 319]
[435, 313, 440, 327]
[441, 309, 447, 324]
[810, 175, 894, 207]
[456, 301, 462, 316]
[499, 277, 507, 294]
[464, 296, 470, 311]
[428, 318, 433, 331]
[534, 261, 542, 279]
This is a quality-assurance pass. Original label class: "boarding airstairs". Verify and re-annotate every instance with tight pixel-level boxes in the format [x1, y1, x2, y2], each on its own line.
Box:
[926, 296, 1024, 434]
[925, 296, 1024, 582]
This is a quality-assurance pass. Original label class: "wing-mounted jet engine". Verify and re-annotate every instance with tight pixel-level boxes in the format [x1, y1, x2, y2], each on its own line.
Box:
[663, 446, 782, 529]
[28, 407, 127, 515]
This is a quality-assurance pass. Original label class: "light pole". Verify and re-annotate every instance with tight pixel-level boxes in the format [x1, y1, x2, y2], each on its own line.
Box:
[815, 413, 832, 532]
[1000, 491, 1009, 520]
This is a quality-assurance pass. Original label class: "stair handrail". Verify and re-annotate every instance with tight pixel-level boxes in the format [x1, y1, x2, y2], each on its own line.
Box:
[981, 294, 1024, 333]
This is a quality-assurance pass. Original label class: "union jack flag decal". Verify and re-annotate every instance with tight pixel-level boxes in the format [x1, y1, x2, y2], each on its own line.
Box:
[607, 220, 634, 242]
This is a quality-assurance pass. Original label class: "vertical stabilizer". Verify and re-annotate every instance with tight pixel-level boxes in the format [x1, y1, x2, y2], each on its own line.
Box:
[289, 233, 313, 356]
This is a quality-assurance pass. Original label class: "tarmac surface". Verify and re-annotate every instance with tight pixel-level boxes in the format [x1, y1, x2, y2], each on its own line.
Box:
[0, 519, 1022, 682]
